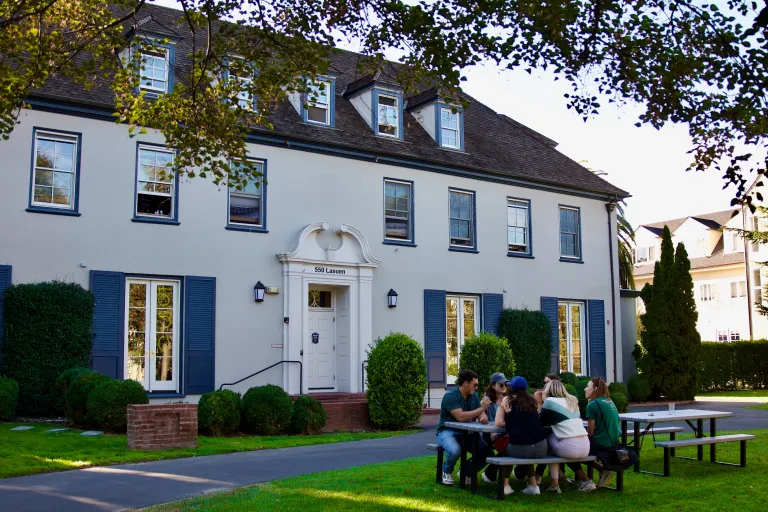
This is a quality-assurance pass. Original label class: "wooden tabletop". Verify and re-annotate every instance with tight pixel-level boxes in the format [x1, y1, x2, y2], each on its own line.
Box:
[618, 409, 733, 423]
[444, 421, 506, 434]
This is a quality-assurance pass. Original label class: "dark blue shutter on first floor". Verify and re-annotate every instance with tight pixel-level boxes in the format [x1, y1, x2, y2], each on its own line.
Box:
[0, 265, 12, 371]
[482, 293, 504, 335]
[587, 299, 607, 379]
[424, 289, 447, 386]
[184, 276, 216, 395]
[540, 296, 559, 373]
[90, 270, 125, 379]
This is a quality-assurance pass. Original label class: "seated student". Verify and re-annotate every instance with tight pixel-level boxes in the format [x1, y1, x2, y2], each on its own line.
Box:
[534, 373, 561, 409]
[436, 369, 493, 486]
[480, 372, 509, 484]
[495, 376, 548, 496]
[539, 380, 597, 493]
[585, 377, 622, 489]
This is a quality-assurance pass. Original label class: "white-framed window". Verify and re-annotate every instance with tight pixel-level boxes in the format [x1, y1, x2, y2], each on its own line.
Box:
[559, 206, 581, 259]
[136, 145, 175, 219]
[377, 95, 399, 137]
[558, 302, 585, 374]
[731, 281, 747, 299]
[140, 49, 170, 93]
[727, 230, 741, 253]
[228, 160, 264, 227]
[125, 279, 180, 392]
[383, 179, 412, 242]
[730, 330, 741, 341]
[700, 283, 718, 302]
[753, 268, 763, 306]
[440, 108, 460, 149]
[507, 198, 530, 254]
[717, 330, 729, 342]
[446, 296, 478, 384]
[31, 130, 78, 210]
[306, 79, 330, 125]
[449, 189, 475, 248]
[234, 73, 254, 110]
[635, 246, 655, 264]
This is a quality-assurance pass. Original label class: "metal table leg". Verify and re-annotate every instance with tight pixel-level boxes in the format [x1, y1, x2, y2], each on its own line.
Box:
[471, 432, 479, 494]
[633, 421, 641, 472]
[710, 418, 716, 463]
[697, 419, 704, 461]
[459, 431, 467, 489]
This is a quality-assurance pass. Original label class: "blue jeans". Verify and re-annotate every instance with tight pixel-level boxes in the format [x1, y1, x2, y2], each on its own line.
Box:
[436, 428, 491, 474]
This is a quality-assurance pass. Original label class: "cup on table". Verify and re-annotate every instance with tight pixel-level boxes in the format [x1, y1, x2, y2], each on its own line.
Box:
[668, 402, 675, 415]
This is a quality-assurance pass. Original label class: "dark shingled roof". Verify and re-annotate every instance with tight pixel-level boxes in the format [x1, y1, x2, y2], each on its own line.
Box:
[634, 251, 745, 276]
[29, 3, 628, 198]
[639, 209, 739, 234]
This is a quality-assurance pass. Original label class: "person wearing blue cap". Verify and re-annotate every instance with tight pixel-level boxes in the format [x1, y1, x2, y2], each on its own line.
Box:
[494, 375, 548, 496]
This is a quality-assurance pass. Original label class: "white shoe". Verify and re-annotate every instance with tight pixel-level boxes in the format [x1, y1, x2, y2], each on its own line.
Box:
[535, 475, 542, 486]
[545, 485, 561, 494]
[456, 470, 471, 486]
[442, 472, 454, 486]
[578, 480, 597, 492]
[504, 484, 514, 495]
[522, 485, 541, 495]
[598, 470, 614, 488]
[482, 471, 494, 483]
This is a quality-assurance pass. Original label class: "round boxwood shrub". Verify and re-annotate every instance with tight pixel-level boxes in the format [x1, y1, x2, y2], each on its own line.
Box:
[65, 372, 111, 426]
[87, 379, 149, 433]
[0, 376, 20, 420]
[52, 368, 91, 415]
[564, 383, 577, 397]
[290, 395, 327, 434]
[574, 376, 591, 419]
[367, 332, 427, 429]
[241, 385, 293, 435]
[559, 372, 578, 386]
[628, 374, 652, 402]
[611, 392, 630, 413]
[458, 332, 516, 390]
[198, 389, 242, 436]
[498, 309, 552, 388]
[608, 381, 629, 398]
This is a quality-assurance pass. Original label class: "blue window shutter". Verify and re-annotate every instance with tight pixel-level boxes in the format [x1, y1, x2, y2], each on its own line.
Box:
[540, 296, 559, 373]
[588, 299, 607, 379]
[0, 265, 12, 371]
[482, 293, 504, 335]
[184, 276, 216, 394]
[90, 270, 125, 379]
[424, 289, 447, 386]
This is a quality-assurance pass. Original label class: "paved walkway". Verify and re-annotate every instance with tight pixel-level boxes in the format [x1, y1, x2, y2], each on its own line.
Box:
[0, 401, 763, 511]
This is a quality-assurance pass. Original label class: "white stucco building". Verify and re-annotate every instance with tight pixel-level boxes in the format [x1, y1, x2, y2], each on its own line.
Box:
[0, 4, 629, 404]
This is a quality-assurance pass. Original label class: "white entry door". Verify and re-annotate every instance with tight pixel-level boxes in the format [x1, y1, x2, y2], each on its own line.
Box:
[308, 290, 336, 390]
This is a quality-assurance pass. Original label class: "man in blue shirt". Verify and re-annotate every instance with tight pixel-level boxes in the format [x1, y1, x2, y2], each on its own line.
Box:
[436, 369, 492, 486]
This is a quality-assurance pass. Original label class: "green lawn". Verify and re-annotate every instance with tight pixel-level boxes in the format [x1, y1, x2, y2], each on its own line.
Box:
[0, 423, 415, 479]
[698, 390, 768, 397]
[746, 403, 768, 411]
[149, 429, 768, 512]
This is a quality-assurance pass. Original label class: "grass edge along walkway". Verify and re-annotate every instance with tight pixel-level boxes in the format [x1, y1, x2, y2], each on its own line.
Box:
[0, 422, 417, 479]
[148, 429, 768, 512]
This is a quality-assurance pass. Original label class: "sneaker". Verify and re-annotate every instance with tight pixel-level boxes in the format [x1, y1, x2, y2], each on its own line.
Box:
[504, 484, 514, 495]
[598, 470, 614, 489]
[559, 470, 574, 483]
[522, 485, 541, 495]
[456, 470, 471, 486]
[578, 480, 597, 492]
[535, 475, 542, 485]
[442, 472, 454, 486]
[482, 471, 495, 484]
[545, 485, 561, 494]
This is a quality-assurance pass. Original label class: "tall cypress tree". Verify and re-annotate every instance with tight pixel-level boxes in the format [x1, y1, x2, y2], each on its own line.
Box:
[671, 243, 701, 399]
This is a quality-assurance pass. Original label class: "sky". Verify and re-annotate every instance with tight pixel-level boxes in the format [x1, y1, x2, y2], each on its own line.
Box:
[153, 0, 742, 228]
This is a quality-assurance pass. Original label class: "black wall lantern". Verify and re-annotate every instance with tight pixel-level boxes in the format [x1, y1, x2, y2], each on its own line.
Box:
[387, 289, 398, 308]
[254, 281, 266, 303]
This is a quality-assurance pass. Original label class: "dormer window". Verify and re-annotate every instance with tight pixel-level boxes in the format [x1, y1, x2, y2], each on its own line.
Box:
[306, 79, 331, 125]
[140, 49, 169, 93]
[377, 95, 399, 137]
[440, 108, 460, 149]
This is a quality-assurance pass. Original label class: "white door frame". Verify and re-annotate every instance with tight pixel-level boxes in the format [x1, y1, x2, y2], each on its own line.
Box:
[558, 301, 586, 375]
[307, 287, 338, 391]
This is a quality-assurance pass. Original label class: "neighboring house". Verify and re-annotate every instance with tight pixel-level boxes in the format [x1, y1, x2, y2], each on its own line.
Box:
[0, 4, 629, 405]
[634, 208, 768, 341]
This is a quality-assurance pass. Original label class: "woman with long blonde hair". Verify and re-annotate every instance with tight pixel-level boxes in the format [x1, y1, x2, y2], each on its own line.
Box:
[539, 380, 596, 493]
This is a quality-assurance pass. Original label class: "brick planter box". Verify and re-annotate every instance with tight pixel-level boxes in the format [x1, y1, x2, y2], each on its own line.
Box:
[127, 404, 197, 450]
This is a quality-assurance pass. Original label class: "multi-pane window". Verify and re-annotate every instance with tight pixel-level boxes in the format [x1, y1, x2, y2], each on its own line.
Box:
[636, 246, 655, 264]
[31, 131, 78, 209]
[384, 180, 412, 242]
[700, 283, 717, 302]
[377, 96, 399, 137]
[731, 330, 741, 341]
[136, 146, 175, 219]
[559, 206, 581, 259]
[717, 330, 729, 342]
[752, 217, 760, 253]
[731, 281, 747, 298]
[449, 189, 475, 248]
[754, 269, 762, 305]
[558, 302, 584, 374]
[507, 199, 529, 254]
[446, 296, 478, 384]
[140, 50, 169, 93]
[440, 108, 460, 149]
[306, 80, 330, 124]
[228, 161, 264, 227]
[235, 73, 254, 110]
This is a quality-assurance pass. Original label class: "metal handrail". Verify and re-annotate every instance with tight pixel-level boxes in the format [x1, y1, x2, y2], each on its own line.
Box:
[219, 360, 303, 393]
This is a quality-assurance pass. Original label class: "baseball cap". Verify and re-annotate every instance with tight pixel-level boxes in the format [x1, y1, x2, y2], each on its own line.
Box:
[489, 372, 508, 385]
[508, 376, 528, 391]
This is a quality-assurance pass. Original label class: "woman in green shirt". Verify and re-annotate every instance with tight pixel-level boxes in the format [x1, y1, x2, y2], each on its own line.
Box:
[585, 377, 621, 489]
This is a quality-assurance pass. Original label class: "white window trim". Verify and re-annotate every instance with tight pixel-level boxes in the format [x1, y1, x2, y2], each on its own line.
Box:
[31, 130, 78, 210]
[305, 79, 331, 126]
[507, 198, 529, 254]
[228, 159, 264, 227]
[377, 94, 400, 138]
[136, 145, 176, 219]
[139, 49, 170, 93]
[446, 295, 479, 385]
[559, 301, 586, 375]
[440, 107, 460, 149]
[383, 179, 412, 243]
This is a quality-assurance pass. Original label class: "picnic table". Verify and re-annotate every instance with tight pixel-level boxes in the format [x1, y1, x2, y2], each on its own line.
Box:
[443, 421, 504, 494]
[618, 409, 733, 475]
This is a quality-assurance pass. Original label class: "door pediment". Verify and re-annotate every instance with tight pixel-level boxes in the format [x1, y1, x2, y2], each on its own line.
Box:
[277, 222, 381, 266]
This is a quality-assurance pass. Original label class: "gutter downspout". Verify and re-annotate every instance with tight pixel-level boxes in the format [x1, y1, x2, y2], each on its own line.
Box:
[742, 204, 754, 340]
[606, 201, 618, 382]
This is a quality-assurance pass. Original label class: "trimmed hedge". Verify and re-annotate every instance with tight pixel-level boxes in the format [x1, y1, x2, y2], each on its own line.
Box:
[53, 368, 91, 415]
[458, 332, 515, 390]
[2, 282, 94, 416]
[564, 383, 577, 397]
[290, 395, 327, 434]
[198, 389, 242, 436]
[559, 372, 578, 386]
[608, 382, 628, 397]
[87, 380, 148, 433]
[367, 333, 427, 429]
[628, 374, 651, 402]
[498, 309, 552, 388]
[65, 372, 110, 426]
[0, 376, 19, 420]
[699, 340, 768, 392]
[574, 376, 591, 419]
[241, 385, 293, 435]
[611, 392, 629, 413]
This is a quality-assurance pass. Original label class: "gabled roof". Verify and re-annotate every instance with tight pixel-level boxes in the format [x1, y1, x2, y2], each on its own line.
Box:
[634, 250, 745, 276]
[27, 3, 629, 199]
[639, 209, 738, 235]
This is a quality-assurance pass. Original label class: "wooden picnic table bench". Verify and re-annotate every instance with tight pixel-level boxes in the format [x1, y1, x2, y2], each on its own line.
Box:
[654, 434, 755, 476]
